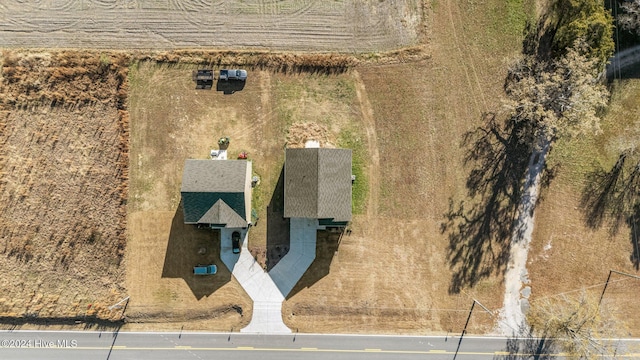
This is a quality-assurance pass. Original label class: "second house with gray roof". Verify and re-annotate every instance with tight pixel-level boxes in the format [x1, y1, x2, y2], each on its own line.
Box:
[284, 148, 352, 227]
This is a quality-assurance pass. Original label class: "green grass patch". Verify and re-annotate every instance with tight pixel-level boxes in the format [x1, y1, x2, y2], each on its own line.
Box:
[251, 157, 284, 218]
[127, 60, 140, 89]
[503, 0, 532, 36]
[251, 170, 266, 218]
[272, 74, 357, 131]
[273, 78, 301, 128]
[469, 0, 535, 52]
[338, 127, 368, 215]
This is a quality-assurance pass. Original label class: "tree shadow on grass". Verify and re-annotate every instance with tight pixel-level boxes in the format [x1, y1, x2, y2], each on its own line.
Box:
[441, 113, 535, 294]
[521, 3, 555, 60]
[285, 229, 341, 300]
[161, 205, 232, 299]
[266, 166, 290, 271]
[581, 151, 640, 269]
[580, 152, 629, 231]
[627, 205, 640, 270]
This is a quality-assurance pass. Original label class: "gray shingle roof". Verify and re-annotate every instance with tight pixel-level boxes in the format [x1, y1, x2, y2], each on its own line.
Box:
[181, 160, 250, 227]
[181, 159, 247, 193]
[198, 199, 247, 228]
[284, 148, 352, 222]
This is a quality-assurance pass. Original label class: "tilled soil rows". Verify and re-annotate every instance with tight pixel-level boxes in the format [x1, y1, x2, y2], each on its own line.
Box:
[0, 0, 423, 52]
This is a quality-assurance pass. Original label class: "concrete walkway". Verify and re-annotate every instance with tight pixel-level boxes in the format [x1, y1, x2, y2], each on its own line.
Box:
[269, 218, 320, 297]
[219, 220, 320, 333]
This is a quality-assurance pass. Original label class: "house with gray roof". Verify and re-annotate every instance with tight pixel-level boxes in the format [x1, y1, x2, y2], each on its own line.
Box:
[180, 159, 252, 229]
[284, 148, 352, 226]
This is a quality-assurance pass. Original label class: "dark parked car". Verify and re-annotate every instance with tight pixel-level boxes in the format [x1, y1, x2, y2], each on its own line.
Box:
[232, 231, 241, 254]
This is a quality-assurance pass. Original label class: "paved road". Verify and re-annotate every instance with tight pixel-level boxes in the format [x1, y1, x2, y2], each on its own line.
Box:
[1, 331, 639, 360]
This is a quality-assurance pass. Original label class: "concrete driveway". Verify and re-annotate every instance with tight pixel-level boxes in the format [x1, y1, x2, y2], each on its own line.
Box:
[218, 219, 321, 333]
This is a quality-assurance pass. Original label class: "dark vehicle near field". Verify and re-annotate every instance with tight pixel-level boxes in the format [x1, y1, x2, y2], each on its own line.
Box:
[193, 69, 214, 89]
[232, 231, 241, 254]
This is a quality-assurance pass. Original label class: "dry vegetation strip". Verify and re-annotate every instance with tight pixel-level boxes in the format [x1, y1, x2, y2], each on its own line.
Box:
[0, 50, 130, 321]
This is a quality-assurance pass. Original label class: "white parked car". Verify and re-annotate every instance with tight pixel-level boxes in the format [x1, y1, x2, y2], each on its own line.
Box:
[219, 69, 247, 81]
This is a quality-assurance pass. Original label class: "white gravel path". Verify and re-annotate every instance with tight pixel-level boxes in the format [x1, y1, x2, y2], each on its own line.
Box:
[498, 136, 551, 335]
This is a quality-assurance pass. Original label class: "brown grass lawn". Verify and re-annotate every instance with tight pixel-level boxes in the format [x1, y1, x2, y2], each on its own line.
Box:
[529, 79, 640, 335]
[282, 0, 535, 334]
[125, 61, 265, 329]
[125, 61, 370, 330]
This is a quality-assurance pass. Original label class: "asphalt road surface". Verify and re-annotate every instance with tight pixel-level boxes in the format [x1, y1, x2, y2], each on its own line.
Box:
[0, 330, 639, 360]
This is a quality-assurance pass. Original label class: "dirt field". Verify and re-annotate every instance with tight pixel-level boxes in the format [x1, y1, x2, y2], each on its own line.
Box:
[0, 50, 129, 321]
[0, 0, 423, 52]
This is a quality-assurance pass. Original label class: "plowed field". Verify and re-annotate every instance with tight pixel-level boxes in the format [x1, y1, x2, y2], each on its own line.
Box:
[0, 0, 422, 51]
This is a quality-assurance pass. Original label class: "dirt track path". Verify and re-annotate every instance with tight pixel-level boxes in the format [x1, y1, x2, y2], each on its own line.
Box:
[0, 0, 421, 51]
[442, 0, 489, 115]
[498, 136, 551, 334]
[353, 70, 379, 218]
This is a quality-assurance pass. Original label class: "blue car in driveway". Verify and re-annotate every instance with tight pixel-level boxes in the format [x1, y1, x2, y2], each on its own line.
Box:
[193, 265, 217, 275]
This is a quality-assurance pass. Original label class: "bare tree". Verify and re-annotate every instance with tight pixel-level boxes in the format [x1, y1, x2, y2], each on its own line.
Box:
[503, 40, 609, 143]
[620, 0, 640, 35]
[526, 293, 623, 359]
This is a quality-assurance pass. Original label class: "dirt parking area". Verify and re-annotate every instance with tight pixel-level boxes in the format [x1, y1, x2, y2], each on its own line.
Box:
[0, 0, 423, 52]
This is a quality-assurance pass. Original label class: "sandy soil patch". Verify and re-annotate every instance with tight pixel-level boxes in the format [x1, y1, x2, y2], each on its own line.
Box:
[286, 122, 333, 149]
